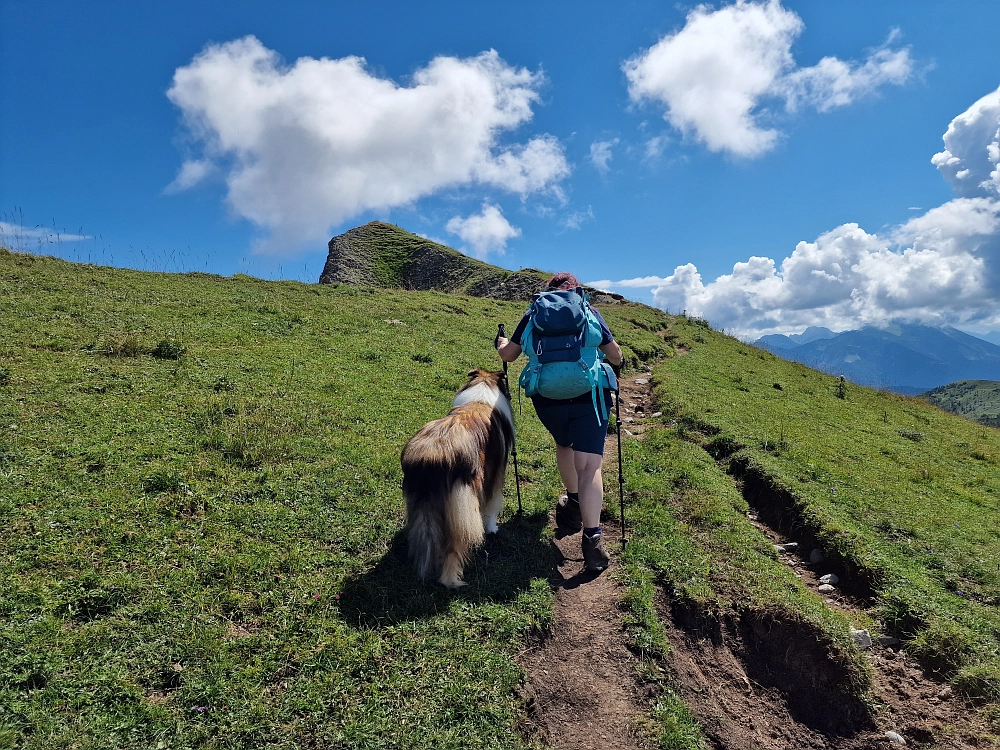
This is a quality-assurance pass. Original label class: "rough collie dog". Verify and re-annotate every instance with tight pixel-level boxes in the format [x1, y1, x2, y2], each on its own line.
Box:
[401, 369, 514, 588]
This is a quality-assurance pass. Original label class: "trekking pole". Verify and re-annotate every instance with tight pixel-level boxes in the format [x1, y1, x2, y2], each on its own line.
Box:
[497, 324, 523, 515]
[615, 384, 627, 548]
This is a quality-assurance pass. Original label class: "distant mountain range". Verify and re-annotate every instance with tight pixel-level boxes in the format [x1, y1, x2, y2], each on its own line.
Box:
[754, 323, 1000, 395]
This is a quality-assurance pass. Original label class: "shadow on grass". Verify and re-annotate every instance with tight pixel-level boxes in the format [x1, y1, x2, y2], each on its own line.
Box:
[337, 510, 557, 628]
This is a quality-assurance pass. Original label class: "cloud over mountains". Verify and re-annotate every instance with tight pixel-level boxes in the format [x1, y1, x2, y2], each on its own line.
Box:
[167, 36, 568, 252]
[597, 86, 1000, 336]
[624, 0, 913, 158]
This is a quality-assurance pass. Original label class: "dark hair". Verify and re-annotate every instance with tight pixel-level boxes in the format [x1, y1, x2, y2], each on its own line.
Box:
[545, 272, 579, 290]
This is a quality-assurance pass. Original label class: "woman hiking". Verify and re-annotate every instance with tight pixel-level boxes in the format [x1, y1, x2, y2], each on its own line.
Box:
[496, 272, 623, 571]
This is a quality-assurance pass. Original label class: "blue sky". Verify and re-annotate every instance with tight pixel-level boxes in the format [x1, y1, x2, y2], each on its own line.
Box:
[2, 1, 999, 336]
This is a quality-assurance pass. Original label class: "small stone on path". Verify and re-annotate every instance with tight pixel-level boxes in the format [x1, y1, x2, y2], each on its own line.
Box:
[651, 412, 662, 418]
[851, 628, 873, 649]
[819, 573, 839, 585]
[818, 584, 837, 594]
[634, 378, 649, 385]
[885, 730, 906, 744]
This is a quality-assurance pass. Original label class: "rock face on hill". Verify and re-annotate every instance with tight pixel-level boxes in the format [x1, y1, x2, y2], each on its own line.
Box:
[319, 222, 626, 304]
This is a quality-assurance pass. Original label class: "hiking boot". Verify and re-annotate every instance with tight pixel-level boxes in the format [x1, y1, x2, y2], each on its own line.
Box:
[582, 532, 611, 571]
[555, 495, 582, 531]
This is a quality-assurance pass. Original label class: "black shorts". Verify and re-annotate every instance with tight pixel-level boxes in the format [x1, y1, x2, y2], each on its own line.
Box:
[532, 390, 614, 456]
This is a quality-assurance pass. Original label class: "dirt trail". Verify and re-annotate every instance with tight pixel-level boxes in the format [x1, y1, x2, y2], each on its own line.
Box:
[519, 372, 660, 750]
[520, 367, 998, 750]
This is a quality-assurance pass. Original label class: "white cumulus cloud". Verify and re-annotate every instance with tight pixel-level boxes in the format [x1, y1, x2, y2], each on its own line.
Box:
[589, 138, 619, 173]
[931, 85, 1000, 198]
[623, 0, 914, 157]
[445, 203, 521, 258]
[167, 36, 569, 252]
[599, 87, 1000, 336]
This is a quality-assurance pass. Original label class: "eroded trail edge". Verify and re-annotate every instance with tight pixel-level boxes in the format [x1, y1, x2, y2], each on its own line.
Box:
[520, 368, 998, 750]
[519, 372, 660, 750]
[666, 425, 998, 748]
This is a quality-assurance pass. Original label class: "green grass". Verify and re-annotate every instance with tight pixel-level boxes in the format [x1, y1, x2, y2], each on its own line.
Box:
[6, 248, 999, 748]
[0, 249, 675, 749]
[923, 379, 1000, 427]
[650, 316, 1000, 701]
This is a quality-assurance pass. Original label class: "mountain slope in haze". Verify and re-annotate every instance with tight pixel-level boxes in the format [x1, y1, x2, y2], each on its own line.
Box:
[922, 380, 1000, 427]
[968, 330, 1000, 347]
[756, 323, 1000, 394]
[320, 221, 627, 304]
[757, 326, 836, 351]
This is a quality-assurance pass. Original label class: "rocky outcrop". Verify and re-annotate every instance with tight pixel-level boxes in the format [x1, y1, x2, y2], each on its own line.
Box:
[319, 221, 627, 304]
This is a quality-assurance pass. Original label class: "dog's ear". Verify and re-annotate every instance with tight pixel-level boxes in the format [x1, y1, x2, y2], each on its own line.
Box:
[467, 369, 481, 380]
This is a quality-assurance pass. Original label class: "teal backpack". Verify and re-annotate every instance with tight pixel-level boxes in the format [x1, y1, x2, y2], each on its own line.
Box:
[518, 287, 619, 422]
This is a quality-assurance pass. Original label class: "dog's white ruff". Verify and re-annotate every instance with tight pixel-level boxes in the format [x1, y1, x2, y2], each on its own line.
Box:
[452, 381, 515, 434]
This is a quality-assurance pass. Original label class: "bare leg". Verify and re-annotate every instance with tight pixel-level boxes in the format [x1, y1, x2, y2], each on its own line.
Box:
[556, 444, 578, 493]
[574, 451, 605, 528]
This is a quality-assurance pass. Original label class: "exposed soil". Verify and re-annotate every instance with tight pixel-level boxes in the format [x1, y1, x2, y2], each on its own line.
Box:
[521, 369, 999, 750]
[690, 514, 998, 750]
[519, 522, 658, 750]
[519, 371, 660, 750]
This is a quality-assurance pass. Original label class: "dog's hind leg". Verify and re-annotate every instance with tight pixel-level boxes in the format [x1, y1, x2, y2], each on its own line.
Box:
[440, 547, 467, 588]
[480, 458, 508, 534]
[440, 482, 483, 588]
[481, 490, 504, 534]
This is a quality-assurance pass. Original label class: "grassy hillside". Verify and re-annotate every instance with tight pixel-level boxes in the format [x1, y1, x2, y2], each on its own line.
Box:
[0, 249, 672, 749]
[648, 325, 1000, 700]
[923, 379, 1000, 427]
[3, 249, 999, 749]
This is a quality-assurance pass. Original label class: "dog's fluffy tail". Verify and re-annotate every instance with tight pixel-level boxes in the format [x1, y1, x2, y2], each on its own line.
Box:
[407, 500, 444, 582]
[403, 445, 484, 587]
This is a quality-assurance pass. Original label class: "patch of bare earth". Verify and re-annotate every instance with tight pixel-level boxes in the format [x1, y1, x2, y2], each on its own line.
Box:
[519, 371, 660, 750]
[521, 369, 999, 749]
[689, 506, 999, 750]
[662, 404, 999, 748]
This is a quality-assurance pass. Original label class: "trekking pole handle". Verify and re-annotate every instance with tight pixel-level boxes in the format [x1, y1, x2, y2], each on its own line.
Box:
[495, 323, 506, 350]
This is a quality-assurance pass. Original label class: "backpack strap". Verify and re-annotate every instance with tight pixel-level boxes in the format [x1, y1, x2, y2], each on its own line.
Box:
[518, 320, 543, 397]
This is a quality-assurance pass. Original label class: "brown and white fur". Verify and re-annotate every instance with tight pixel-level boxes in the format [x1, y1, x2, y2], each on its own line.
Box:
[401, 369, 514, 588]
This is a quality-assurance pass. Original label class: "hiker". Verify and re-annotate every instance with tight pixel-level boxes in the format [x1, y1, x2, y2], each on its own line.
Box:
[496, 272, 623, 571]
